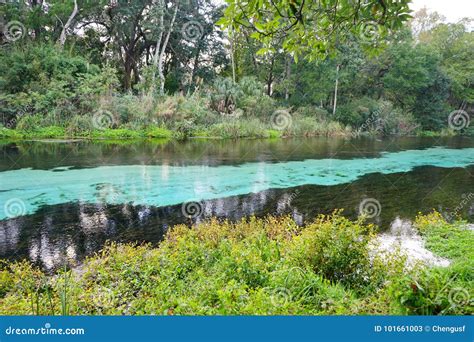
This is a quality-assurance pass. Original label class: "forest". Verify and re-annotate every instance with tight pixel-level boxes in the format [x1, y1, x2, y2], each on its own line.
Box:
[0, 0, 472, 140]
[0, 1, 473, 318]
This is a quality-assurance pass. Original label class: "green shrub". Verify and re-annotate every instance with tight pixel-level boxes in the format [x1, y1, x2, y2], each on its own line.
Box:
[390, 265, 473, 315]
[146, 126, 173, 139]
[29, 126, 66, 139]
[288, 213, 375, 290]
[414, 212, 474, 262]
[92, 129, 142, 140]
[66, 115, 94, 136]
[0, 127, 22, 139]
[208, 119, 268, 138]
[208, 77, 241, 114]
[0, 44, 116, 123]
[239, 95, 276, 119]
[294, 106, 329, 121]
[265, 129, 281, 138]
[16, 114, 44, 132]
[284, 117, 349, 137]
[335, 97, 378, 128]
[0, 213, 472, 315]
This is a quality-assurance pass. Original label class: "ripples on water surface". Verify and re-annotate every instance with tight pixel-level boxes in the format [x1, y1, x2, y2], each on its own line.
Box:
[0, 137, 473, 270]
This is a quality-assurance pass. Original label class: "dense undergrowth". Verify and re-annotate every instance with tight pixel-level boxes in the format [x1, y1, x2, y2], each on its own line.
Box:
[2, 44, 468, 141]
[0, 212, 472, 315]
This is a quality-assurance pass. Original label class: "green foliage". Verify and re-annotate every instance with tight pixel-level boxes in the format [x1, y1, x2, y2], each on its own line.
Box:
[384, 212, 474, 315]
[146, 127, 173, 139]
[293, 106, 329, 120]
[16, 114, 44, 132]
[421, 23, 474, 103]
[266, 130, 281, 138]
[219, 0, 412, 59]
[66, 115, 94, 137]
[284, 117, 349, 137]
[335, 97, 379, 128]
[0, 4, 471, 138]
[0, 128, 22, 140]
[91, 129, 142, 140]
[288, 213, 375, 290]
[208, 119, 268, 139]
[27, 126, 66, 139]
[208, 78, 242, 114]
[1, 213, 470, 315]
[389, 265, 473, 315]
[0, 44, 117, 127]
[414, 212, 474, 262]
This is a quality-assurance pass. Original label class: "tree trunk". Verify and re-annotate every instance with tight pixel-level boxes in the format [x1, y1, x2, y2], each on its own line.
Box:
[230, 28, 236, 83]
[284, 55, 292, 101]
[58, 0, 78, 47]
[332, 64, 340, 115]
[152, 0, 164, 93]
[266, 58, 274, 96]
[152, 0, 179, 95]
[124, 53, 134, 90]
[191, 42, 202, 88]
[32, 0, 43, 40]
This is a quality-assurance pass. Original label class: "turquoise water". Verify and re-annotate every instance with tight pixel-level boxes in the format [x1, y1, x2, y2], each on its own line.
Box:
[1, 146, 473, 220]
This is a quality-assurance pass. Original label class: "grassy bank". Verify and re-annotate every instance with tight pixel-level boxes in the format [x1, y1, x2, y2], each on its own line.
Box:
[0, 125, 461, 142]
[0, 126, 328, 141]
[0, 118, 352, 141]
[0, 212, 472, 315]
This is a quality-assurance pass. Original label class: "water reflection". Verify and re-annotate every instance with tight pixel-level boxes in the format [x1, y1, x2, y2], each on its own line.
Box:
[2, 136, 473, 171]
[1, 166, 472, 271]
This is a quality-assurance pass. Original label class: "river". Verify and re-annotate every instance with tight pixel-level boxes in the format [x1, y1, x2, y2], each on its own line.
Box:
[0, 136, 473, 270]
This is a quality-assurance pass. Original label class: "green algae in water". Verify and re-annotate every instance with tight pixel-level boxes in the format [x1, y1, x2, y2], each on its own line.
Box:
[0, 147, 473, 220]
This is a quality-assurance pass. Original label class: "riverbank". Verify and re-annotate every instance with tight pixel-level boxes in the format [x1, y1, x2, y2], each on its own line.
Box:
[0, 125, 462, 141]
[0, 212, 472, 315]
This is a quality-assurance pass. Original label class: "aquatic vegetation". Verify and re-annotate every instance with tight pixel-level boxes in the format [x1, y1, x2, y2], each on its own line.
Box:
[2, 146, 473, 220]
[0, 212, 471, 315]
